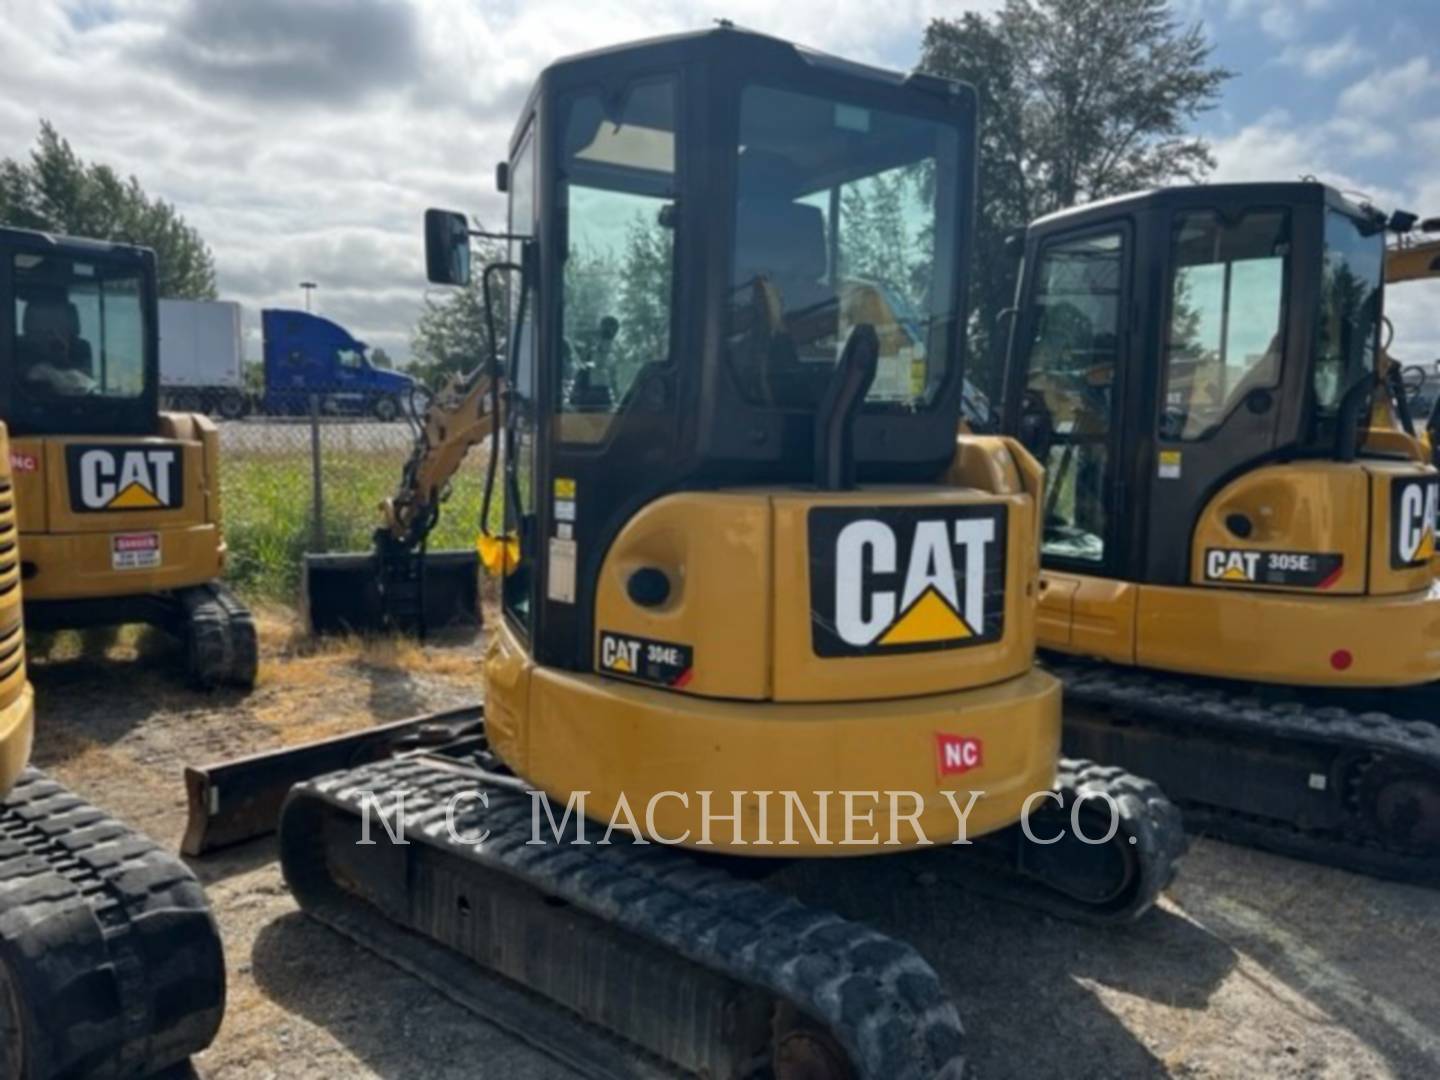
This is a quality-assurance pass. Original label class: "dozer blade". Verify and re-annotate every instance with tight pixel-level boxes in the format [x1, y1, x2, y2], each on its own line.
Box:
[181, 704, 483, 856]
[303, 548, 480, 637]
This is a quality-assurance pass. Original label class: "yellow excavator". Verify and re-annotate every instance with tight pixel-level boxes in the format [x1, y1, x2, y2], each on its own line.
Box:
[0, 416, 226, 1076]
[2, 227, 256, 687]
[1001, 182, 1440, 883]
[184, 27, 1185, 1078]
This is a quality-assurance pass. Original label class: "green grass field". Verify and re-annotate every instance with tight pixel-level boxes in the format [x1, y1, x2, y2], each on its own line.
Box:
[220, 445, 487, 602]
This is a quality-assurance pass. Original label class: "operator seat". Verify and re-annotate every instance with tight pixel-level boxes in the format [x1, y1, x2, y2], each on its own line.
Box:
[18, 298, 94, 390]
[732, 179, 836, 406]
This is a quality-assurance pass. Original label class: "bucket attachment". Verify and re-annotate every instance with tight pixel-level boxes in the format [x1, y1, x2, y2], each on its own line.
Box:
[303, 546, 480, 637]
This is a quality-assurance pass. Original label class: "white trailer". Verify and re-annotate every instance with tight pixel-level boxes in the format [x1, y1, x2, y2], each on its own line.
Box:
[158, 298, 248, 418]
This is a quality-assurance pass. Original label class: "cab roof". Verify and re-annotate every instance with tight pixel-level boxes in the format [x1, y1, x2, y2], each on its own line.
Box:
[1028, 181, 1373, 234]
[0, 225, 152, 262]
[509, 24, 967, 152]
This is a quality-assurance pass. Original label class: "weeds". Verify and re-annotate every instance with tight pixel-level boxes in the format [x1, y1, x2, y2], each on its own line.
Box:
[219, 444, 486, 603]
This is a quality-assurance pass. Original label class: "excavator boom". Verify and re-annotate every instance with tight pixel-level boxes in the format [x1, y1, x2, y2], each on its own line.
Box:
[303, 365, 496, 635]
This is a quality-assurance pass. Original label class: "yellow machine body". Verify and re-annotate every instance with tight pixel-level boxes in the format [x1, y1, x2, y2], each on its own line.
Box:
[485, 436, 1063, 854]
[0, 422, 36, 799]
[1038, 457, 1440, 687]
[11, 412, 226, 602]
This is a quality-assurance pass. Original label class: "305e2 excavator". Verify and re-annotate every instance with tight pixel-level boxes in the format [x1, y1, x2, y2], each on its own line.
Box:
[184, 28, 1184, 1079]
[1002, 182, 1440, 883]
[1, 227, 256, 687]
[0, 416, 226, 1077]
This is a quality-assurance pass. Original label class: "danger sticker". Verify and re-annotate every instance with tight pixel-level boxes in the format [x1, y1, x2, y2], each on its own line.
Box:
[111, 532, 160, 571]
[1157, 450, 1182, 480]
[936, 734, 983, 777]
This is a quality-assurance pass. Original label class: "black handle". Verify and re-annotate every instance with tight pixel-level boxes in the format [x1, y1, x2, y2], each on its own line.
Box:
[814, 324, 879, 491]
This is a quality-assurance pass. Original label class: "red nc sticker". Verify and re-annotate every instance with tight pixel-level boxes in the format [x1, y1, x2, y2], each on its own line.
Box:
[936, 734, 983, 777]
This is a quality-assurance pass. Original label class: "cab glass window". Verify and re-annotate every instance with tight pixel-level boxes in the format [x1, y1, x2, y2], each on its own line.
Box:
[556, 78, 677, 445]
[337, 347, 363, 369]
[1019, 230, 1123, 563]
[504, 119, 539, 631]
[726, 84, 960, 411]
[1315, 208, 1383, 415]
[1160, 210, 1288, 440]
[14, 254, 144, 401]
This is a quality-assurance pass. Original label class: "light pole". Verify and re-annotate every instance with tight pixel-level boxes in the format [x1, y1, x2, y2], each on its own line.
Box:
[299, 281, 318, 312]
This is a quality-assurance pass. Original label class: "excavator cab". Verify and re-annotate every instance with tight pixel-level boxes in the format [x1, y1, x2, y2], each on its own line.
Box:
[1004, 182, 1439, 686]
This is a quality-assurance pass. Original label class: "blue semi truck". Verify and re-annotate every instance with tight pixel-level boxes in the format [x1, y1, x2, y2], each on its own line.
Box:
[261, 308, 416, 420]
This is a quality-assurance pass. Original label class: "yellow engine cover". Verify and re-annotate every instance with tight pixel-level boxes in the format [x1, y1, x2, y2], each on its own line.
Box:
[485, 435, 1063, 852]
[1039, 458, 1440, 687]
[10, 412, 227, 600]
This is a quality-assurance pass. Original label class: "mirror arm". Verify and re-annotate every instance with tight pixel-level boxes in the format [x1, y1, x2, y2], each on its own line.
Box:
[468, 228, 530, 243]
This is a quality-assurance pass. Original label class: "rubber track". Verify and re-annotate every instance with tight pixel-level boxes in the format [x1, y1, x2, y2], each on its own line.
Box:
[283, 756, 968, 1080]
[179, 583, 257, 689]
[1043, 757, 1187, 923]
[0, 768, 225, 1078]
[954, 756, 1185, 926]
[1050, 657, 1440, 883]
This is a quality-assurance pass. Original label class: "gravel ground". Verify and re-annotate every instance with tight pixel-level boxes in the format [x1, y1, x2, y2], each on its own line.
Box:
[25, 616, 1440, 1080]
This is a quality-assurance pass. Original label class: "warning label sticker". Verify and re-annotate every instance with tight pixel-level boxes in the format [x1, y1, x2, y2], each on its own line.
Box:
[111, 532, 160, 571]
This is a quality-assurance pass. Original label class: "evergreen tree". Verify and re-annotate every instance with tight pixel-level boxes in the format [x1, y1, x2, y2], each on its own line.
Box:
[0, 121, 218, 298]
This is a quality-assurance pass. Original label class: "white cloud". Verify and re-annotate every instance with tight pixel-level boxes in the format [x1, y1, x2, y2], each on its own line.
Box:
[1207, 109, 1392, 198]
[1226, 0, 1331, 41]
[1278, 30, 1370, 78]
[1338, 57, 1438, 117]
[0, 0, 991, 362]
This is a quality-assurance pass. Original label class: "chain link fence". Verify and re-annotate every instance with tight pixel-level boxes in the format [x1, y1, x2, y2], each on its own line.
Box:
[217, 397, 487, 603]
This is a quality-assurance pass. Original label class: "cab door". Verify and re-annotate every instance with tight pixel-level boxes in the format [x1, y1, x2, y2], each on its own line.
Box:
[1140, 203, 1295, 585]
[1009, 220, 1135, 578]
[503, 69, 694, 674]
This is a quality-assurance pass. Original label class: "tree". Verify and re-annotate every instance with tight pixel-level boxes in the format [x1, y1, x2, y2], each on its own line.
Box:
[369, 346, 394, 370]
[615, 215, 674, 386]
[409, 234, 508, 388]
[919, 0, 1232, 400]
[0, 121, 218, 298]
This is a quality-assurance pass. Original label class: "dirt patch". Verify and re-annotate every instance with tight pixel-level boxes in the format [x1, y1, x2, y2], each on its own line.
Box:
[26, 617, 1440, 1079]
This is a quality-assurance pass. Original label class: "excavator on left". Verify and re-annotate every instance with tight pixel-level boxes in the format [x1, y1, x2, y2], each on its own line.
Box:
[0, 416, 225, 1076]
[2, 227, 256, 688]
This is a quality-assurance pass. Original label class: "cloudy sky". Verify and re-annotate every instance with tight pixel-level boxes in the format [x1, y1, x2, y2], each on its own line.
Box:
[3, 0, 1438, 365]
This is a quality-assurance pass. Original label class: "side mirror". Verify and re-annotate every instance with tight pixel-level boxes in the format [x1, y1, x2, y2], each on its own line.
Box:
[424, 208, 471, 286]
